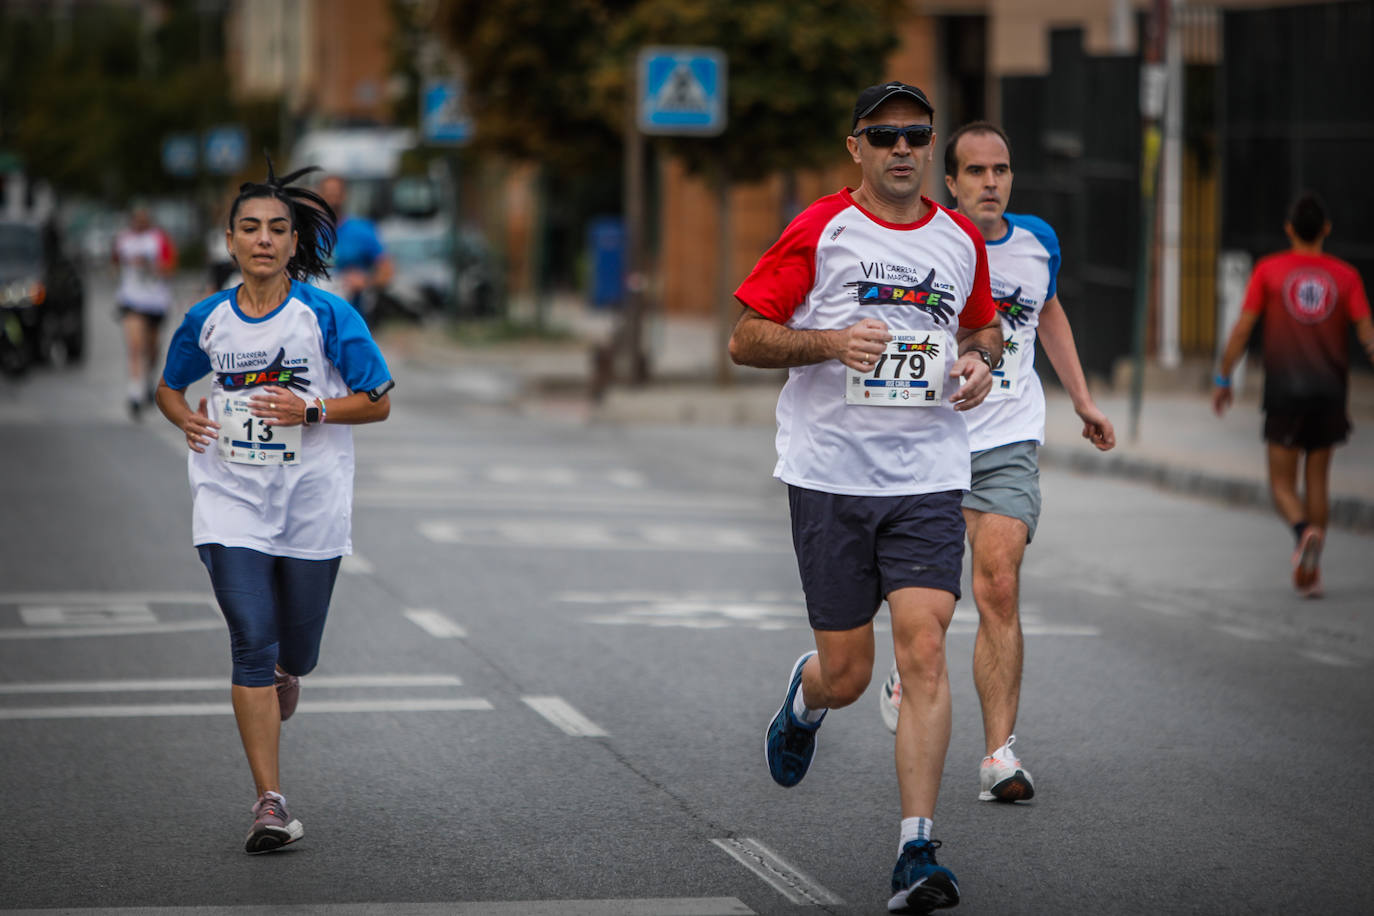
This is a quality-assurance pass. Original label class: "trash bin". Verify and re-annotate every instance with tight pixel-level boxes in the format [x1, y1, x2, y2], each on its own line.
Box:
[587, 216, 625, 308]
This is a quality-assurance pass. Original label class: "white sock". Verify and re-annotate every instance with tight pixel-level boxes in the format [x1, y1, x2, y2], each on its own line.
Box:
[791, 677, 826, 724]
[263, 790, 285, 804]
[127, 381, 144, 402]
[899, 816, 933, 852]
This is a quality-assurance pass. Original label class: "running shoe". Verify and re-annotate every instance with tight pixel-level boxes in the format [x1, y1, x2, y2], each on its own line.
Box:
[764, 650, 824, 787]
[889, 839, 959, 913]
[275, 670, 301, 722]
[879, 660, 901, 734]
[1292, 527, 1324, 597]
[979, 735, 1035, 802]
[244, 792, 303, 854]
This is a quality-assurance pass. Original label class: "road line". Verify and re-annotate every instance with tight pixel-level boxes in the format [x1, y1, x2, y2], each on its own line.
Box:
[1297, 649, 1357, 667]
[405, 608, 468, 638]
[0, 620, 223, 640]
[0, 900, 755, 916]
[341, 553, 374, 574]
[522, 696, 608, 736]
[355, 487, 774, 517]
[711, 836, 844, 906]
[0, 699, 493, 720]
[1213, 624, 1272, 641]
[0, 591, 213, 605]
[0, 675, 463, 695]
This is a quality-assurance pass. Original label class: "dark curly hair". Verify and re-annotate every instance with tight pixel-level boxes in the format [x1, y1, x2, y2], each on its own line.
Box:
[227, 155, 337, 282]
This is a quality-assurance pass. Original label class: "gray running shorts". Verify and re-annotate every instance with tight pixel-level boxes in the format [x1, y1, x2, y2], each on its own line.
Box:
[961, 440, 1042, 543]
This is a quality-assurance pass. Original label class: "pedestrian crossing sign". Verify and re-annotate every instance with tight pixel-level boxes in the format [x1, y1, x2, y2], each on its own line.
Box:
[637, 46, 727, 136]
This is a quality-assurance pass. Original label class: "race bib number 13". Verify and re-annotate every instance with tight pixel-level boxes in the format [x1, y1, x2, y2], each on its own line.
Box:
[845, 332, 948, 407]
[215, 394, 301, 466]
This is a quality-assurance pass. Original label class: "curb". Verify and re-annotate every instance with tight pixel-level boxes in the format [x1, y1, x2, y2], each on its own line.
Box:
[1039, 445, 1374, 533]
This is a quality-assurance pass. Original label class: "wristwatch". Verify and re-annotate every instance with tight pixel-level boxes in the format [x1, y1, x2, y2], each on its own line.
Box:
[968, 347, 995, 370]
[304, 403, 321, 425]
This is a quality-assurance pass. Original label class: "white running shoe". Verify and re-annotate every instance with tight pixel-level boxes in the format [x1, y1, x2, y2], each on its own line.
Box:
[879, 661, 901, 734]
[979, 735, 1035, 802]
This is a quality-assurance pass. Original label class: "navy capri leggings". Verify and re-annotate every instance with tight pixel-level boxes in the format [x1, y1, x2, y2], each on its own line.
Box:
[198, 545, 342, 687]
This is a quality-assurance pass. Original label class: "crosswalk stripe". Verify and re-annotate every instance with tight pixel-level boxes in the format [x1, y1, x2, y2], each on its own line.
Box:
[404, 608, 468, 638]
[0, 900, 754, 915]
[711, 837, 844, 906]
[522, 696, 608, 736]
[0, 675, 463, 695]
[0, 699, 493, 720]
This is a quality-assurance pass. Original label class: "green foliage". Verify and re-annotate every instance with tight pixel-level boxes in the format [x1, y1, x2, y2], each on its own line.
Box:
[448, 0, 902, 183]
[0, 1, 270, 202]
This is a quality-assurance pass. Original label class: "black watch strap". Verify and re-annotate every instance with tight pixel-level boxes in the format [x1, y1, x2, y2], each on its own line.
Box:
[305, 405, 320, 425]
[969, 347, 994, 370]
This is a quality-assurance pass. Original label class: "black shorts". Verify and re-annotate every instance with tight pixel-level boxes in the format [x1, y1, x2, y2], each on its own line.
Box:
[116, 304, 166, 329]
[788, 485, 965, 631]
[1263, 400, 1350, 451]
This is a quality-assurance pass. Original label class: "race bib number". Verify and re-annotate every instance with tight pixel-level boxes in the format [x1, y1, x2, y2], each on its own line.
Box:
[215, 394, 301, 466]
[990, 329, 1031, 395]
[845, 333, 948, 407]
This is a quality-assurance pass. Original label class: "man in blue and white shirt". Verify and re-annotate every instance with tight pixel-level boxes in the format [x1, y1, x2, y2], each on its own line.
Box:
[880, 122, 1116, 805]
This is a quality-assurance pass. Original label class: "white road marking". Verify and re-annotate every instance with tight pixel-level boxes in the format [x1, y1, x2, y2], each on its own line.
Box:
[522, 696, 609, 737]
[1298, 649, 1357, 668]
[0, 698, 493, 720]
[0, 620, 223, 640]
[404, 608, 468, 639]
[376, 465, 463, 483]
[0, 591, 213, 605]
[0, 675, 463, 695]
[355, 487, 774, 517]
[418, 520, 785, 554]
[711, 836, 844, 906]
[0, 900, 755, 915]
[20, 604, 156, 626]
[1214, 624, 1273, 641]
[341, 553, 374, 574]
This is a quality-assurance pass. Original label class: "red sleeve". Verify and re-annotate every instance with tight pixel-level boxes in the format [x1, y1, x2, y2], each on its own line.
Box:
[1342, 264, 1370, 321]
[157, 230, 177, 271]
[734, 194, 847, 324]
[944, 206, 995, 328]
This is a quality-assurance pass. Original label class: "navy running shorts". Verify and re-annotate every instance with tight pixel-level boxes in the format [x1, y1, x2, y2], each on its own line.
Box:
[1263, 400, 1351, 451]
[961, 440, 1042, 543]
[198, 545, 342, 687]
[787, 485, 966, 631]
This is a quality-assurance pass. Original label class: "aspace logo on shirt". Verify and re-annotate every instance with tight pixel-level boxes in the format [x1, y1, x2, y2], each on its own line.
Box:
[846, 268, 955, 324]
[215, 347, 312, 392]
[994, 286, 1037, 329]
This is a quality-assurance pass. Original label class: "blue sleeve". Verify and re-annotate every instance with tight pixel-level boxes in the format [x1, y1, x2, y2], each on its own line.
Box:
[1017, 214, 1061, 302]
[302, 284, 392, 392]
[160, 294, 223, 389]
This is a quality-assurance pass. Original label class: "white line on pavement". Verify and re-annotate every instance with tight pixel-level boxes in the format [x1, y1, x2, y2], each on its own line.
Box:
[0, 900, 755, 916]
[0, 620, 223, 640]
[355, 487, 773, 517]
[0, 698, 493, 720]
[0, 591, 213, 605]
[521, 696, 609, 737]
[404, 608, 468, 638]
[341, 553, 374, 575]
[0, 675, 463, 695]
[711, 836, 844, 906]
[1297, 649, 1358, 667]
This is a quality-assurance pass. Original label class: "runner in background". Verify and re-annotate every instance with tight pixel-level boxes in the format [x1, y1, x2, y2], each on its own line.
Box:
[113, 205, 176, 418]
[1213, 191, 1374, 597]
[878, 122, 1116, 809]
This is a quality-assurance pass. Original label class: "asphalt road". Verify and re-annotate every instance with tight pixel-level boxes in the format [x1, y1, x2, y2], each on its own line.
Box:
[2, 276, 1372, 915]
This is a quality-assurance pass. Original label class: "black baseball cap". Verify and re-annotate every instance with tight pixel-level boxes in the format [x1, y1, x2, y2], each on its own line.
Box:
[852, 81, 934, 129]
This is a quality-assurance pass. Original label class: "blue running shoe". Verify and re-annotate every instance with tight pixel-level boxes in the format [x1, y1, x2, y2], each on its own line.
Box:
[888, 839, 959, 913]
[764, 650, 824, 787]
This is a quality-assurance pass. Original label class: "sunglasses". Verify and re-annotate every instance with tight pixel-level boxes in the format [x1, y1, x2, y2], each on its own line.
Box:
[853, 124, 934, 148]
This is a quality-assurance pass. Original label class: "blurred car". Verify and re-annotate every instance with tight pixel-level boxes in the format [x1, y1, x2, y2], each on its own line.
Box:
[0, 220, 85, 374]
[380, 216, 499, 321]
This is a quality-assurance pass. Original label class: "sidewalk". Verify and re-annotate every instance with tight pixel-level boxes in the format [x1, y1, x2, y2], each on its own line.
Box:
[381, 301, 1374, 532]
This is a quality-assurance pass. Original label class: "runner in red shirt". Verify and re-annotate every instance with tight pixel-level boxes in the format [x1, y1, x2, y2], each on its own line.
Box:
[1213, 192, 1374, 597]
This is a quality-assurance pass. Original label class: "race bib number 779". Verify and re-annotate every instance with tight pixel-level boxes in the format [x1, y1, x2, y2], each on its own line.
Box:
[845, 332, 948, 407]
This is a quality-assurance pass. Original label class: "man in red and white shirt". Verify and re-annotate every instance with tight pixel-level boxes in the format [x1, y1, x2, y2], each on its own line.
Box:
[730, 81, 1001, 913]
[1214, 192, 1374, 597]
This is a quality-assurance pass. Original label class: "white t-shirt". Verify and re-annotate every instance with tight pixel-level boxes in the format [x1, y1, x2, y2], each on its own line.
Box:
[162, 281, 392, 559]
[963, 212, 1060, 453]
[114, 227, 175, 314]
[735, 189, 996, 497]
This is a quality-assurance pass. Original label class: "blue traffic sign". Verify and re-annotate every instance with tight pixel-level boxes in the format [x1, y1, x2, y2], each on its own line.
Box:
[204, 125, 248, 175]
[422, 79, 472, 145]
[161, 133, 197, 178]
[637, 47, 727, 136]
